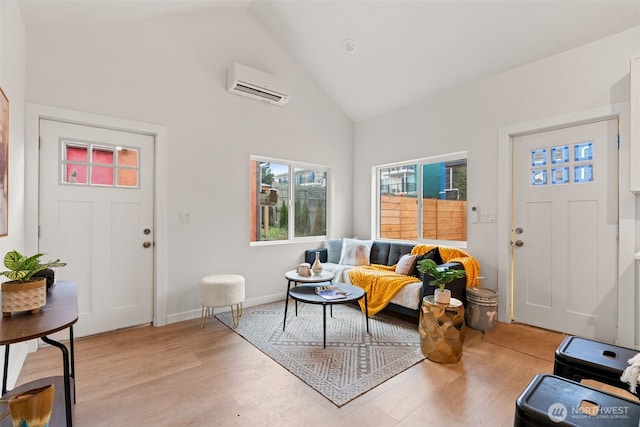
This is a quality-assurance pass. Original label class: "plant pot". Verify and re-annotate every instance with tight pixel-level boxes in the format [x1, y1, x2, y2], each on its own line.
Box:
[433, 288, 451, 305]
[1, 278, 47, 316]
[8, 384, 55, 427]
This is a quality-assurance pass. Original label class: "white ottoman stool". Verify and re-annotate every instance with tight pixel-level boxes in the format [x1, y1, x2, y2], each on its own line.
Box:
[199, 274, 245, 328]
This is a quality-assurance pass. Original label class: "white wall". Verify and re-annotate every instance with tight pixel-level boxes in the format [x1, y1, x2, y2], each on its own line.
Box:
[0, 0, 29, 387]
[355, 25, 640, 344]
[23, 6, 640, 342]
[26, 9, 353, 322]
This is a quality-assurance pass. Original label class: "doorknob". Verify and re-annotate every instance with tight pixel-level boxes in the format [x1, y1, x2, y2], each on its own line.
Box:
[143, 228, 151, 235]
[143, 241, 152, 248]
[514, 240, 524, 247]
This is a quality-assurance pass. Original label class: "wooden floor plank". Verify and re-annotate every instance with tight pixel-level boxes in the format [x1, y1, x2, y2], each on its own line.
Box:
[15, 316, 569, 426]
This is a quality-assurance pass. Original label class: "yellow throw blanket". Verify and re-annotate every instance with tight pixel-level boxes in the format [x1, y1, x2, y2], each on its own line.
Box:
[348, 265, 422, 316]
[348, 245, 480, 316]
[411, 244, 480, 287]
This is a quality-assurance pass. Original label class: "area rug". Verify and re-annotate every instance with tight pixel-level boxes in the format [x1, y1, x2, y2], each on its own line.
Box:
[216, 300, 424, 407]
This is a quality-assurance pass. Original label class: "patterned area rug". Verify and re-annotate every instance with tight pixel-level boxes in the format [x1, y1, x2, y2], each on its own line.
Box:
[216, 300, 424, 407]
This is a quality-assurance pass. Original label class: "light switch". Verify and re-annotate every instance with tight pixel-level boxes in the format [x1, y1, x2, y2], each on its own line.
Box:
[480, 212, 496, 223]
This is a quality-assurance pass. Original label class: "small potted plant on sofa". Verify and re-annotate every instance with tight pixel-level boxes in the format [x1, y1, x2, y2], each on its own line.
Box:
[416, 258, 466, 305]
[1, 250, 66, 316]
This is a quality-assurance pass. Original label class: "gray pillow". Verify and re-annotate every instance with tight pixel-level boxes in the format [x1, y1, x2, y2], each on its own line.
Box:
[327, 239, 342, 263]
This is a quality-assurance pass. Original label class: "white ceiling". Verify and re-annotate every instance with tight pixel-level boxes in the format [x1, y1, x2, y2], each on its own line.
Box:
[17, 0, 640, 121]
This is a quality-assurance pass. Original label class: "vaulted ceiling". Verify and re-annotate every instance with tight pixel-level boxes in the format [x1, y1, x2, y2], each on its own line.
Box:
[18, 0, 640, 121]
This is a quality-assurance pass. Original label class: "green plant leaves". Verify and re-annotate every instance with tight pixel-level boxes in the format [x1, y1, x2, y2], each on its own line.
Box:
[2, 250, 66, 283]
[416, 258, 465, 290]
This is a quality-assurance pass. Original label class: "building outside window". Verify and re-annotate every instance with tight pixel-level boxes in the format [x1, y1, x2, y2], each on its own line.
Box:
[62, 141, 139, 188]
[376, 152, 467, 243]
[250, 157, 327, 243]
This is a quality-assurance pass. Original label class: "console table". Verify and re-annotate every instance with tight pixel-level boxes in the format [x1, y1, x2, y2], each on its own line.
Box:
[0, 281, 78, 426]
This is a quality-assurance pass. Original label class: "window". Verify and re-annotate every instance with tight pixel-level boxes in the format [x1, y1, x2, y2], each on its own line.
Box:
[529, 141, 595, 186]
[376, 152, 467, 243]
[250, 157, 327, 243]
[61, 140, 139, 188]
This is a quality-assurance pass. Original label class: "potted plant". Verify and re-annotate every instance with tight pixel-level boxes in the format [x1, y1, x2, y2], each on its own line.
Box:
[1, 250, 66, 316]
[416, 258, 466, 305]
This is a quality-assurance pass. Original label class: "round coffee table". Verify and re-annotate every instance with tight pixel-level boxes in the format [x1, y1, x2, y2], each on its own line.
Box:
[283, 270, 335, 324]
[285, 270, 335, 286]
[282, 270, 369, 348]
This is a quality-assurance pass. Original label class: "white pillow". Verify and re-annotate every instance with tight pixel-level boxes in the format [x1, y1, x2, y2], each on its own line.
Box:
[395, 254, 418, 275]
[338, 238, 373, 266]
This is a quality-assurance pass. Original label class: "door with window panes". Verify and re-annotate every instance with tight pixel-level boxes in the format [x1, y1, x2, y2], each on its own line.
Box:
[512, 119, 618, 341]
[39, 119, 154, 337]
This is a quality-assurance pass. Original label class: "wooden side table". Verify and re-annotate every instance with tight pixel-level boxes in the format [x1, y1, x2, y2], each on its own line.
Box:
[0, 281, 78, 427]
[419, 296, 465, 364]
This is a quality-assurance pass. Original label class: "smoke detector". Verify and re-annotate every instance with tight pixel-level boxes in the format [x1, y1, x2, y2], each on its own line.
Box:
[342, 39, 357, 53]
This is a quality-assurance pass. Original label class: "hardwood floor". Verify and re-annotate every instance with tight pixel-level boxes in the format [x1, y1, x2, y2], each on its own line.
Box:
[16, 316, 568, 426]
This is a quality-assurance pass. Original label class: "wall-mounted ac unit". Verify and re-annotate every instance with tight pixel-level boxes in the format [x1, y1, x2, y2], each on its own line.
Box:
[227, 63, 290, 106]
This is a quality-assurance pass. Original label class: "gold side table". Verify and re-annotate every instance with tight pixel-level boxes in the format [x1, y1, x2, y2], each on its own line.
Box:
[419, 295, 465, 364]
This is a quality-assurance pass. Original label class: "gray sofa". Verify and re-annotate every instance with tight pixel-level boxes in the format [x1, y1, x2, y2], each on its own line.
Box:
[305, 239, 466, 319]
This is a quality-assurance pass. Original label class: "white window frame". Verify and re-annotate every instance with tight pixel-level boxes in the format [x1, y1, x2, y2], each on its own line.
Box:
[373, 151, 468, 246]
[250, 155, 330, 246]
[60, 138, 140, 189]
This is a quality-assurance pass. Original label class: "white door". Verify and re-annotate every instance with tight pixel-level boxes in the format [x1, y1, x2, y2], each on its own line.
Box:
[39, 119, 154, 337]
[512, 119, 618, 342]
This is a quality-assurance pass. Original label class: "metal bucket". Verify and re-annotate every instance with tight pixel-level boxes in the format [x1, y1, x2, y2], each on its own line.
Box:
[465, 287, 498, 331]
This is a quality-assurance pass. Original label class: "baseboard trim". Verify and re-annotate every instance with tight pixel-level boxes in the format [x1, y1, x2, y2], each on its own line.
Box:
[164, 293, 284, 325]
